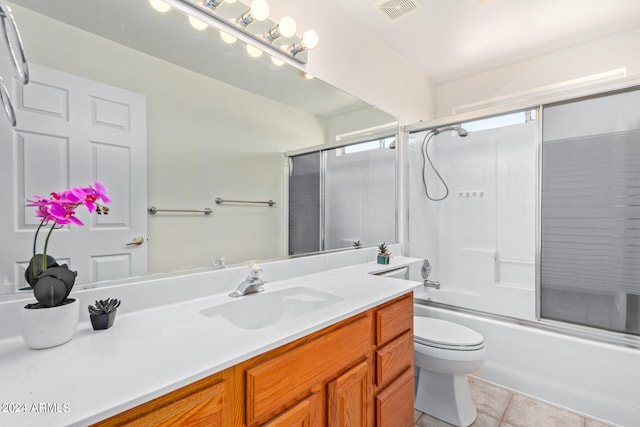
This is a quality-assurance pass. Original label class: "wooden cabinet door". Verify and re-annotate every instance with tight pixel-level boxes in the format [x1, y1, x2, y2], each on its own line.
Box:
[262, 394, 319, 427]
[328, 361, 369, 427]
[375, 368, 413, 427]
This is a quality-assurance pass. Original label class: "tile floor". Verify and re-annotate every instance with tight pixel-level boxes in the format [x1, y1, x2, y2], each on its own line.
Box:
[414, 376, 612, 427]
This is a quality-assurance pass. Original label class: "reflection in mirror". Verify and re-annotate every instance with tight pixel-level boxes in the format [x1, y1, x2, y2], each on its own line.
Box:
[289, 135, 397, 255]
[0, 0, 398, 297]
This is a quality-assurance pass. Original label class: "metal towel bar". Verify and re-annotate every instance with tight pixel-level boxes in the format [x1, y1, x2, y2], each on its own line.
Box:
[147, 206, 212, 215]
[0, 3, 29, 84]
[215, 197, 276, 207]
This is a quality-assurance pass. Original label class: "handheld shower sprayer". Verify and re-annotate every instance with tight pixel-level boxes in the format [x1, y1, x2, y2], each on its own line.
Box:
[421, 125, 468, 201]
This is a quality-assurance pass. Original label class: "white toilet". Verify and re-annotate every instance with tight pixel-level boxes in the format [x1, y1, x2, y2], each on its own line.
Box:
[413, 316, 487, 427]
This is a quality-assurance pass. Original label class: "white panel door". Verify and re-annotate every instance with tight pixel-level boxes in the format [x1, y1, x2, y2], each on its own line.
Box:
[0, 62, 147, 293]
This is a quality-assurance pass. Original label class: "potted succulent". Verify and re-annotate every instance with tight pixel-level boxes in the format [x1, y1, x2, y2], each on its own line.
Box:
[88, 298, 121, 330]
[20, 181, 110, 349]
[377, 242, 391, 265]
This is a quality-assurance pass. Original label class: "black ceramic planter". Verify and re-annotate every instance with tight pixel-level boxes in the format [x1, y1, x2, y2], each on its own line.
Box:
[90, 310, 117, 330]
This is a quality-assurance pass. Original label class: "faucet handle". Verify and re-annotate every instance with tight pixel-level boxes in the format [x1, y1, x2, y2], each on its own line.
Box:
[213, 257, 226, 269]
[248, 263, 263, 280]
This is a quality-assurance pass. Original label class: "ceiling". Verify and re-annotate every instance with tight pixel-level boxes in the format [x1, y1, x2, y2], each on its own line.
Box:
[333, 0, 640, 84]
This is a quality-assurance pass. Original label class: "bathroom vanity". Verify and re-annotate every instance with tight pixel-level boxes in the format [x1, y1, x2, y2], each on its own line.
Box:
[0, 256, 420, 426]
[93, 293, 414, 426]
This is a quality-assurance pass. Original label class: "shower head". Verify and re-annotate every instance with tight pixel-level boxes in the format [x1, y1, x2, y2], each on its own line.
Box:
[432, 125, 468, 137]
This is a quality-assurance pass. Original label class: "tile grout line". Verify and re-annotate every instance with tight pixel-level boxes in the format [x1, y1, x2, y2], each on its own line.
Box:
[498, 390, 514, 427]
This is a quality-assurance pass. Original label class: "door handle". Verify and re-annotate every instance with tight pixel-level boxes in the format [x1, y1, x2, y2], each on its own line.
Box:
[126, 236, 144, 246]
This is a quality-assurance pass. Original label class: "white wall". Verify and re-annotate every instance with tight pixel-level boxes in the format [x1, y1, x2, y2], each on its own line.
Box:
[436, 27, 640, 117]
[10, 5, 327, 272]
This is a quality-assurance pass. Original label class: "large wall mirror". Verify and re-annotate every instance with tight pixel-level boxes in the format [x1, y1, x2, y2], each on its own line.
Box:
[0, 0, 398, 296]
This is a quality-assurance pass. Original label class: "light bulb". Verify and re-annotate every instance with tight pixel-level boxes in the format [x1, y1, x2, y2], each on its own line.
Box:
[148, 0, 171, 13]
[302, 30, 319, 50]
[271, 56, 284, 66]
[250, 0, 270, 22]
[220, 30, 237, 44]
[188, 15, 208, 30]
[246, 44, 263, 58]
[278, 17, 296, 38]
[299, 71, 314, 80]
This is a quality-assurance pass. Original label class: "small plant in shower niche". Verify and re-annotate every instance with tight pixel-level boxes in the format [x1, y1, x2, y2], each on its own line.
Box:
[352, 240, 362, 249]
[377, 242, 391, 265]
[88, 298, 121, 330]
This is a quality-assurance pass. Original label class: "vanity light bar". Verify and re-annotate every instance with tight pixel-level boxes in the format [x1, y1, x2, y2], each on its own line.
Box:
[157, 0, 317, 66]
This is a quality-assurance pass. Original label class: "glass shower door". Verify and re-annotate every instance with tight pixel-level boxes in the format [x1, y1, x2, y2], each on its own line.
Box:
[288, 152, 321, 255]
[540, 88, 640, 335]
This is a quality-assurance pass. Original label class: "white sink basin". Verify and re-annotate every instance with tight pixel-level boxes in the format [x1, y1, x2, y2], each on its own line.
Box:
[200, 286, 343, 330]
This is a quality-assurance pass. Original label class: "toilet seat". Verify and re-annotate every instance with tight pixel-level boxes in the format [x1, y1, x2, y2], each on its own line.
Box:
[414, 317, 484, 351]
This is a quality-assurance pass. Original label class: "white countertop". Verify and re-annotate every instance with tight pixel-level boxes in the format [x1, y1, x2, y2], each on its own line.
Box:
[0, 258, 420, 426]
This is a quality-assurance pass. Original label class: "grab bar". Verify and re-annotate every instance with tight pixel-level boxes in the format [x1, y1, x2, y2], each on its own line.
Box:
[215, 197, 276, 207]
[147, 206, 213, 215]
[0, 3, 28, 84]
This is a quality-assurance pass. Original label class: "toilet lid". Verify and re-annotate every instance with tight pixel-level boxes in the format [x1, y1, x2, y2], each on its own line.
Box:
[414, 317, 484, 350]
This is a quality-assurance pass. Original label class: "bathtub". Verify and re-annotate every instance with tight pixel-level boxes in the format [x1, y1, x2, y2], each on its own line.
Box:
[414, 285, 536, 320]
[414, 300, 640, 427]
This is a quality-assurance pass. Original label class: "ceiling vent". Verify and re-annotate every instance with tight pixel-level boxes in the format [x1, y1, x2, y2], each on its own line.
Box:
[373, 0, 422, 22]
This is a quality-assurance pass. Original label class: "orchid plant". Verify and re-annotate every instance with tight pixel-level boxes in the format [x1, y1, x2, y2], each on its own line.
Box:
[25, 181, 111, 308]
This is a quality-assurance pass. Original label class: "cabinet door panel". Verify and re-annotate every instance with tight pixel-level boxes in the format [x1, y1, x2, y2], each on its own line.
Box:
[328, 361, 369, 427]
[262, 394, 319, 427]
[375, 368, 413, 427]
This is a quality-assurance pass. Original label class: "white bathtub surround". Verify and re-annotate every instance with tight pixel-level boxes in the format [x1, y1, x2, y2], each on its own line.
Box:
[406, 118, 537, 320]
[0, 251, 419, 426]
[415, 303, 638, 427]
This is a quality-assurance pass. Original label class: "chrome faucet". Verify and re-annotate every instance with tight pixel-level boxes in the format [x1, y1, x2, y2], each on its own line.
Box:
[421, 259, 440, 290]
[229, 263, 267, 298]
[423, 279, 441, 290]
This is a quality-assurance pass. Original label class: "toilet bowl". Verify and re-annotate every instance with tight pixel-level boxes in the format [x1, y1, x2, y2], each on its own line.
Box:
[414, 316, 487, 427]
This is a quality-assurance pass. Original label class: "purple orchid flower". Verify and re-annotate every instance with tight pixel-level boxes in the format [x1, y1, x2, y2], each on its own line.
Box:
[27, 181, 111, 281]
[47, 201, 84, 226]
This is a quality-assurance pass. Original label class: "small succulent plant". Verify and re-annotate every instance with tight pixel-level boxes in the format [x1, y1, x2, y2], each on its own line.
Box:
[352, 240, 362, 248]
[378, 242, 390, 256]
[88, 298, 121, 315]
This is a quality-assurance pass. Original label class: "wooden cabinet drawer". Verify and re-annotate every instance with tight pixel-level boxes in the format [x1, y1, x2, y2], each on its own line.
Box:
[246, 315, 371, 424]
[376, 331, 413, 387]
[375, 368, 414, 427]
[375, 293, 413, 346]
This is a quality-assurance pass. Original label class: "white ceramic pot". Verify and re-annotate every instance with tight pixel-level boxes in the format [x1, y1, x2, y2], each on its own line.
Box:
[20, 299, 79, 349]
